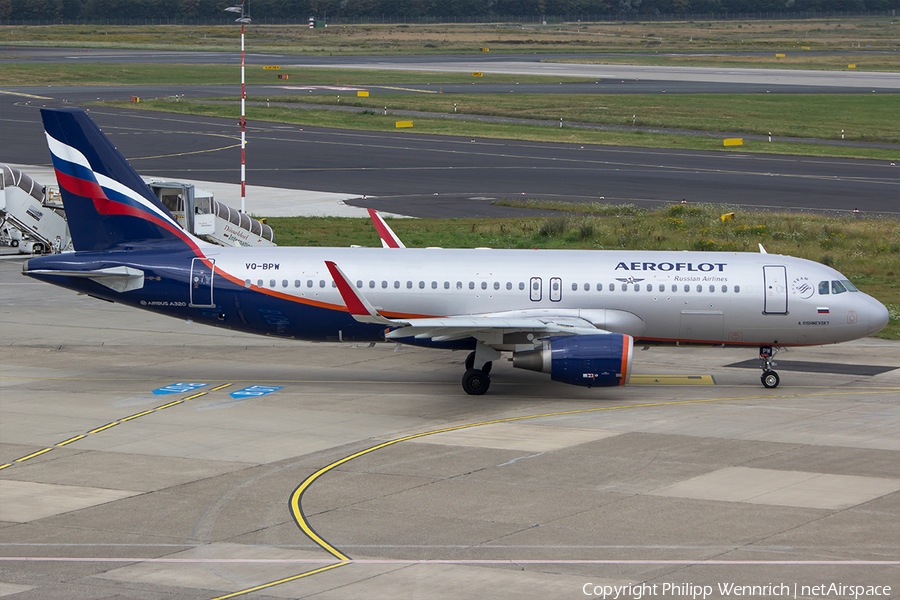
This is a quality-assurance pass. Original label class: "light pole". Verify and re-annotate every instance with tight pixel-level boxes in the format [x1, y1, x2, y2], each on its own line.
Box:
[224, 1, 250, 214]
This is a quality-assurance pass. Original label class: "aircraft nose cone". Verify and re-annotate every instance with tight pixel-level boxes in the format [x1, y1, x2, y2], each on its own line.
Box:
[868, 298, 890, 335]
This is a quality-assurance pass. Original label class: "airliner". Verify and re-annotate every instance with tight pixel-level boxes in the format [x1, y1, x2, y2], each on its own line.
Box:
[23, 109, 890, 395]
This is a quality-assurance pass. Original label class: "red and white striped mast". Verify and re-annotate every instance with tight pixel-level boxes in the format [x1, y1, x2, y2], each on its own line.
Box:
[225, 1, 251, 213]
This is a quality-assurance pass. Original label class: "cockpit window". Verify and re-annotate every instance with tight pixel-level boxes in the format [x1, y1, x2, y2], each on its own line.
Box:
[818, 281, 829, 295]
[841, 280, 859, 292]
[831, 280, 847, 295]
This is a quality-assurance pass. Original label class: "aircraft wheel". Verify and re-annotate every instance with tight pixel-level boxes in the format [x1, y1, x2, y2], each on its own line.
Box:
[465, 351, 475, 371]
[462, 369, 490, 395]
[32, 243, 43, 254]
[10, 240, 18, 247]
[761, 370, 780, 389]
[482, 361, 492, 374]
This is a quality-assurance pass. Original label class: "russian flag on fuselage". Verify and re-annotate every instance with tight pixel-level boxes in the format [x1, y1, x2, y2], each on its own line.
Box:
[41, 108, 198, 253]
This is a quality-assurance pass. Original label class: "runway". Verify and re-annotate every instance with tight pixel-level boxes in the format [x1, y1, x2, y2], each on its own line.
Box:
[1, 252, 898, 599]
[1, 90, 897, 217]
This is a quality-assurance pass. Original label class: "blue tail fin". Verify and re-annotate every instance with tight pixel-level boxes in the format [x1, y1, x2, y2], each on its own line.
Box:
[41, 108, 196, 252]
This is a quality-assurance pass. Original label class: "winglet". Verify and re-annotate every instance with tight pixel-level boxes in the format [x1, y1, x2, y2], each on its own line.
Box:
[758, 243, 768, 254]
[324, 260, 401, 326]
[367, 209, 406, 249]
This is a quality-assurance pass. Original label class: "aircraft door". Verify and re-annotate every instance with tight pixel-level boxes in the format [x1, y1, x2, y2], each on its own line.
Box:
[550, 277, 562, 302]
[529, 277, 542, 302]
[763, 265, 787, 314]
[190, 258, 215, 307]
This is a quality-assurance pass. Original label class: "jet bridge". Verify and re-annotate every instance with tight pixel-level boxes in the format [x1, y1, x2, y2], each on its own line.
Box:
[146, 180, 276, 248]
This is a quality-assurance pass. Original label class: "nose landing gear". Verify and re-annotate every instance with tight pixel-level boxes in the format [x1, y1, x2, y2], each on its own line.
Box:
[759, 346, 782, 388]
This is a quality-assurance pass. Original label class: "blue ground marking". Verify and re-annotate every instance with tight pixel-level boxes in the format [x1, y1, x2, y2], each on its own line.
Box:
[229, 385, 284, 399]
[152, 382, 209, 395]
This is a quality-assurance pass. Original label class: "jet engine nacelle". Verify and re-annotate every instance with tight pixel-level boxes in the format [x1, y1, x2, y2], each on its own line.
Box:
[512, 334, 634, 387]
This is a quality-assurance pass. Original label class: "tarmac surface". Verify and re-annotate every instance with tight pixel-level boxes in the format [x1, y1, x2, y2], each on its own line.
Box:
[1, 249, 899, 599]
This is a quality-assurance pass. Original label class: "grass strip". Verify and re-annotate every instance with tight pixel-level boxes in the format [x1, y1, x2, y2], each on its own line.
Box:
[0, 63, 591, 87]
[96, 100, 900, 161]
[265, 205, 899, 339]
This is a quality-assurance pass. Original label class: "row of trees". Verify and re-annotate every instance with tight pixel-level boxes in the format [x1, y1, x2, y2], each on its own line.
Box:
[2, 0, 896, 21]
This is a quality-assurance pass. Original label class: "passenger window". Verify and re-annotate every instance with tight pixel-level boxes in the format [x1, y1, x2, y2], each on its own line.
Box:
[709, 285, 715, 293]
[307, 280, 313, 288]
[696, 285, 702, 293]
[507, 282, 513, 290]
[257, 279, 263, 287]
[319, 280, 326, 288]
[734, 285, 740, 293]
[244, 279, 251, 287]
[572, 283, 578, 291]
[419, 281, 425, 289]
[684, 284, 690, 292]
[621, 284, 627, 292]
[584, 283, 590, 291]
[294, 280, 301, 288]
[633, 285, 639, 292]
[494, 282, 500, 290]
[597, 283, 603, 291]
[533, 281, 540, 290]
[552, 281, 560, 291]
[721, 285, 727, 293]
[394, 281, 400, 289]
[432, 281, 438, 289]
[269, 279, 276, 287]
[457, 281, 463, 289]
[356, 280, 362, 288]
[659, 284, 665, 292]
[382, 280, 388, 289]
[479, 281, 486, 290]
[672, 284, 677, 293]
[444, 281, 450, 289]
[407, 281, 413, 289]
[332, 281, 337, 288]
[519, 282, 525, 290]
[646, 284, 652, 292]
[470, 282, 475, 290]
[819, 281, 830, 295]
[609, 283, 615, 292]
[283, 280, 289, 288]
[366, 280, 373, 289]
[832, 280, 847, 294]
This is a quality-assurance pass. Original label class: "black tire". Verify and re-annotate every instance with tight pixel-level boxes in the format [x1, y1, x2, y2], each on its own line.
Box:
[482, 361, 492, 374]
[10, 240, 18, 247]
[465, 351, 476, 371]
[761, 370, 780, 388]
[32, 243, 43, 254]
[462, 369, 490, 395]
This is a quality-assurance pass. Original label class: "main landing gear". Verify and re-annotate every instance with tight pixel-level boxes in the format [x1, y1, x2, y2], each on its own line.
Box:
[462, 346, 499, 395]
[759, 345, 781, 388]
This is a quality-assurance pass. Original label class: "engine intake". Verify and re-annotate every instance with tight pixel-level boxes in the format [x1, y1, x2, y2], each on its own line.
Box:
[513, 334, 634, 387]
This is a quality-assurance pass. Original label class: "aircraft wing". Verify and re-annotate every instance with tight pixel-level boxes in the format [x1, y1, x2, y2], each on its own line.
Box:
[325, 260, 607, 344]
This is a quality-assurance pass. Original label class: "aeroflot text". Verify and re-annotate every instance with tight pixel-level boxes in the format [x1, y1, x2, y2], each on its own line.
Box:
[582, 583, 891, 599]
[614, 262, 727, 272]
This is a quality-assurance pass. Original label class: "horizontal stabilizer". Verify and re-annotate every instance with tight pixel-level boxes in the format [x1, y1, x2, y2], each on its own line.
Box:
[25, 265, 144, 293]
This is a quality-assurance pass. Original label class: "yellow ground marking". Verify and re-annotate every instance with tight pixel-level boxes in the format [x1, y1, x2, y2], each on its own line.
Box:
[15, 448, 53, 462]
[55, 435, 86, 446]
[370, 85, 439, 94]
[630, 375, 714, 385]
[289, 388, 898, 565]
[87, 422, 118, 434]
[0, 90, 53, 99]
[207, 563, 347, 600]
[126, 144, 241, 161]
[210, 383, 234, 391]
[0, 387, 229, 470]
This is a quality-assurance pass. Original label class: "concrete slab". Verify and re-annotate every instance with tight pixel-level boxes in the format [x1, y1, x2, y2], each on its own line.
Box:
[0, 583, 36, 597]
[0, 480, 141, 523]
[648, 466, 900, 510]
[414, 423, 622, 452]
